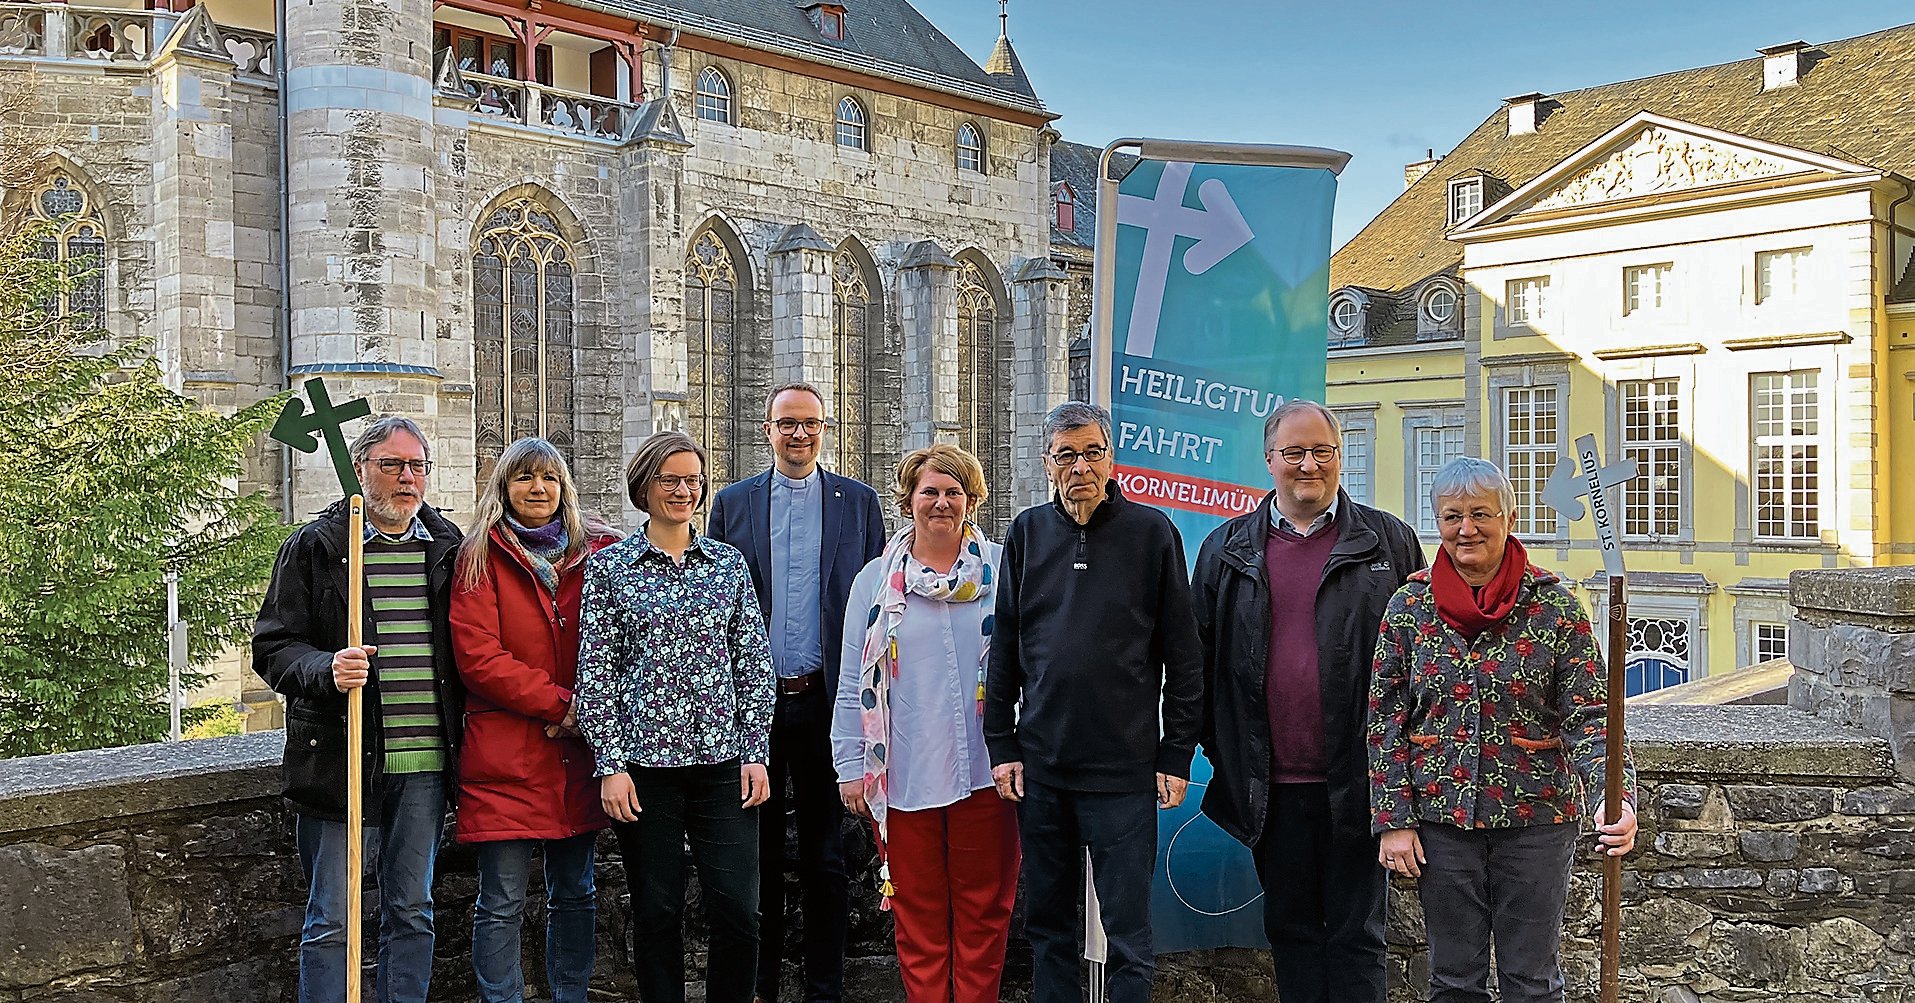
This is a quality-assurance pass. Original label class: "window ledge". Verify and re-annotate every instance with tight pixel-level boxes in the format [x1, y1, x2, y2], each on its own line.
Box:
[1723, 331, 1849, 351]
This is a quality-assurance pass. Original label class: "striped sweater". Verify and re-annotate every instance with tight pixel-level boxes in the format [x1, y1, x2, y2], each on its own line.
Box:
[366, 536, 446, 774]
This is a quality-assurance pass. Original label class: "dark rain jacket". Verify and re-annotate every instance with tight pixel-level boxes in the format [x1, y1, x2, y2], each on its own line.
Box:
[252, 499, 465, 823]
[1191, 489, 1424, 846]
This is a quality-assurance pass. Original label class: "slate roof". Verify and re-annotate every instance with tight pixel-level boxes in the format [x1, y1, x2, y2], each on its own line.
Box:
[594, 0, 1046, 116]
[1893, 252, 1915, 304]
[1331, 21, 1915, 296]
[985, 31, 1036, 99]
[1048, 139, 1136, 251]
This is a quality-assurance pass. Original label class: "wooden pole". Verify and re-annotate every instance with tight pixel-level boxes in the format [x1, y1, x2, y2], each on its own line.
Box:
[1600, 574, 1627, 1003]
[346, 495, 365, 1003]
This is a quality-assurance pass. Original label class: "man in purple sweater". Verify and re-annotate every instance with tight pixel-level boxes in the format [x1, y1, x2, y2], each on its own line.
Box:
[1190, 400, 1424, 1003]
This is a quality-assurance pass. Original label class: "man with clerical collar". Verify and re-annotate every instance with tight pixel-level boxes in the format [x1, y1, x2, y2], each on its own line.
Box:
[253, 415, 466, 1003]
[1190, 399, 1425, 1003]
[707, 382, 886, 1003]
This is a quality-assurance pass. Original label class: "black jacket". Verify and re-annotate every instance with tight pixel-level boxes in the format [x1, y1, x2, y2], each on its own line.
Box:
[1192, 489, 1424, 846]
[252, 500, 465, 822]
[983, 481, 1204, 793]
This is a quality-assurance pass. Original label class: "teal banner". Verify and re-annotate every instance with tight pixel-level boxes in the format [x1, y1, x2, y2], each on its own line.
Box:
[1098, 150, 1341, 952]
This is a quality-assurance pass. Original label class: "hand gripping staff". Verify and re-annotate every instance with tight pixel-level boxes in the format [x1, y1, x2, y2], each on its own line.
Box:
[269, 377, 373, 1001]
[1542, 433, 1640, 1003]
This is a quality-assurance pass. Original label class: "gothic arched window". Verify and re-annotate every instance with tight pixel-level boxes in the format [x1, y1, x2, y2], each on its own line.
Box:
[956, 257, 1011, 533]
[472, 196, 577, 480]
[956, 122, 984, 173]
[836, 96, 867, 150]
[27, 173, 107, 331]
[695, 66, 732, 124]
[830, 244, 880, 481]
[686, 227, 742, 486]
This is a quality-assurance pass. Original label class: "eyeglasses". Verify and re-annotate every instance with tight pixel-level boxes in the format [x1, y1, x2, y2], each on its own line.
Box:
[1270, 445, 1339, 466]
[370, 458, 433, 476]
[769, 418, 829, 436]
[1437, 509, 1505, 529]
[1047, 445, 1110, 468]
[653, 474, 706, 493]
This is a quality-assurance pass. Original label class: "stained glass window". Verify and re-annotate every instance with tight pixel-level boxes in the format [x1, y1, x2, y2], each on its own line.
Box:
[687, 228, 741, 487]
[26, 173, 106, 331]
[473, 196, 576, 481]
[956, 258, 1010, 534]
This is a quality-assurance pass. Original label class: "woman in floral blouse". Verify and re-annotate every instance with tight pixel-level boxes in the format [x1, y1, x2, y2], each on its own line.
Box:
[575, 431, 775, 1003]
[1368, 456, 1636, 1003]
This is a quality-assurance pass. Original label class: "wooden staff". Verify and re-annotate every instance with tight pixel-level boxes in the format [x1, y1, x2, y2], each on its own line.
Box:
[347, 494, 366, 1003]
[1600, 573, 1627, 1003]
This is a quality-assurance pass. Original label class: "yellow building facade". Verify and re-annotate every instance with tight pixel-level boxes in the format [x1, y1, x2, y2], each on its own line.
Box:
[1328, 27, 1915, 691]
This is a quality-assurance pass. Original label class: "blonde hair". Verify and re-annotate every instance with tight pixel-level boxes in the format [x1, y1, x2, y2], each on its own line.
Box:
[458, 438, 590, 592]
[892, 444, 989, 519]
[626, 431, 708, 514]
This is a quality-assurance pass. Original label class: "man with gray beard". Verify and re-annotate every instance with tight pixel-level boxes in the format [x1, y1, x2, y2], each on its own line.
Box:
[253, 416, 465, 1003]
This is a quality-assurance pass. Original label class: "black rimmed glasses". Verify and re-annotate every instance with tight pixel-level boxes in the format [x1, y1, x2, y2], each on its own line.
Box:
[1269, 445, 1339, 466]
[371, 458, 433, 476]
[769, 418, 830, 436]
[1047, 445, 1110, 468]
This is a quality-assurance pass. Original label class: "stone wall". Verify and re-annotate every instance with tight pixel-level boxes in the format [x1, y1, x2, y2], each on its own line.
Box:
[8, 702, 1914, 1003]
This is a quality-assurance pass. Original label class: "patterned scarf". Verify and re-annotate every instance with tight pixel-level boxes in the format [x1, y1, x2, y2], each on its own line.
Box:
[503, 515, 568, 597]
[855, 522, 994, 910]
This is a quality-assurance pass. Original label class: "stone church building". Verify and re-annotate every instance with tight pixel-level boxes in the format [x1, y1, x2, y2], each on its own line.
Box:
[1, 0, 1078, 536]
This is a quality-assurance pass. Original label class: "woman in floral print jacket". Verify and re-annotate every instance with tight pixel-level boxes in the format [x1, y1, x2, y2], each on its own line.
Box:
[1368, 457, 1637, 1003]
[575, 431, 775, 1003]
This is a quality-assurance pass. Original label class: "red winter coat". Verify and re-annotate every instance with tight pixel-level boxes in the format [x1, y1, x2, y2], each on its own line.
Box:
[451, 525, 618, 842]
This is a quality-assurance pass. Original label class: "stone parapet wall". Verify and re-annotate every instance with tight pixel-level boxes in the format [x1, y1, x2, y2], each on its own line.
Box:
[6, 704, 1913, 1002]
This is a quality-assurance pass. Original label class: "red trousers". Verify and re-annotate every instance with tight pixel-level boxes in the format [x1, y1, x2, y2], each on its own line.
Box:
[882, 788, 1020, 1003]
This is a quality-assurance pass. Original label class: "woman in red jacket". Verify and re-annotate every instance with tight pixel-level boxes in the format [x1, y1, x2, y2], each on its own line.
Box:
[452, 436, 619, 1003]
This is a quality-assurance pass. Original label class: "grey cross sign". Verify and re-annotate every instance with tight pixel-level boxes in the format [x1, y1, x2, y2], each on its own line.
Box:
[1540, 433, 1640, 578]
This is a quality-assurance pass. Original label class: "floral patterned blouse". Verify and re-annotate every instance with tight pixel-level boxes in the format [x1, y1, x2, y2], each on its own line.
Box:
[1367, 563, 1636, 833]
[575, 531, 774, 777]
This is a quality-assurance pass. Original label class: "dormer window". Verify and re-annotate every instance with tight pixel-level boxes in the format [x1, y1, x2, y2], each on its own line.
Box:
[1053, 183, 1075, 232]
[1328, 289, 1369, 343]
[1448, 177, 1483, 226]
[806, 3, 849, 40]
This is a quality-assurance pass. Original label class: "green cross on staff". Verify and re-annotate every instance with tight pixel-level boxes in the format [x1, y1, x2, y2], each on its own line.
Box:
[268, 377, 373, 498]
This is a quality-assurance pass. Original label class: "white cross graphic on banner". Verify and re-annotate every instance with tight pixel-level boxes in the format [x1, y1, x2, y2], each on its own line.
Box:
[1116, 161, 1255, 358]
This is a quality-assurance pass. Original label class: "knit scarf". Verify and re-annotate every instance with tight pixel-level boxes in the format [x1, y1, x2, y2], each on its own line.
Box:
[855, 522, 994, 910]
[1431, 535, 1529, 640]
[504, 515, 568, 597]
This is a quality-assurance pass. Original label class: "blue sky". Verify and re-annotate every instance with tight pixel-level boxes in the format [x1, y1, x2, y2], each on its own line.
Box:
[913, 1, 1914, 248]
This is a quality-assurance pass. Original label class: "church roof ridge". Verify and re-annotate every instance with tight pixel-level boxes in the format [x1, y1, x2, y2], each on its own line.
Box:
[1331, 20, 1915, 295]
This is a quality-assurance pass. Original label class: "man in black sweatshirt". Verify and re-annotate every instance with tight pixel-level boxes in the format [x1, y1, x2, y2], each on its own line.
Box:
[984, 400, 1205, 1003]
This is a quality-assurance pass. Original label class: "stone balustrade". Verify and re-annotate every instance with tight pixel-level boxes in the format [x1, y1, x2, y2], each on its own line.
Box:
[0, 4, 273, 81]
[221, 26, 274, 79]
[459, 70, 642, 142]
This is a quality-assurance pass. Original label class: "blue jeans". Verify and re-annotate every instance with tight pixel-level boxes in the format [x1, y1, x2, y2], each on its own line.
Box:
[296, 770, 446, 1003]
[472, 832, 600, 1003]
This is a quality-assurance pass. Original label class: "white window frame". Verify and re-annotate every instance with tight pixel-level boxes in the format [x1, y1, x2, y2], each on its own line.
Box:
[1618, 377, 1683, 540]
[956, 122, 984, 173]
[1505, 275, 1548, 327]
[1403, 403, 1467, 536]
[1328, 288, 1368, 344]
[1332, 406, 1377, 507]
[1448, 177, 1484, 226]
[694, 66, 732, 124]
[1487, 363, 1570, 542]
[1729, 579, 1792, 669]
[1750, 369, 1821, 541]
[1756, 247, 1811, 305]
[1754, 622, 1788, 663]
[835, 96, 867, 151]
[1624, 262, 1670, 316]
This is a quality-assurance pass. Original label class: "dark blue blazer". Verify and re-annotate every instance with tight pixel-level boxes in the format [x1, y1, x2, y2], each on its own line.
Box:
[706, 467, 887, 695]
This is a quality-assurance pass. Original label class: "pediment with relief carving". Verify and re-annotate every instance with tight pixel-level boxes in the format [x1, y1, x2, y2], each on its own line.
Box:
[1524, 126, 1812, 213]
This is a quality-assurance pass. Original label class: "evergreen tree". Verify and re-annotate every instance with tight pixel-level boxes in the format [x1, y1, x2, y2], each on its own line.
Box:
[0, 222, 291, 756]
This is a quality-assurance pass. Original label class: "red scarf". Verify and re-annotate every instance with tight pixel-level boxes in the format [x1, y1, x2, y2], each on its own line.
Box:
[1432, 536, 1529, 640]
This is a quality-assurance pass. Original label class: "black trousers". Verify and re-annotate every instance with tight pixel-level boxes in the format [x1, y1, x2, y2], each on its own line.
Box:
[1253, 782, 1387, 1003]
[756, 686, 848, 1003]
[613, 759, 760, 1003]
[1418, 821, 1579, 1003]
[1018, 777, 1158, 1003]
